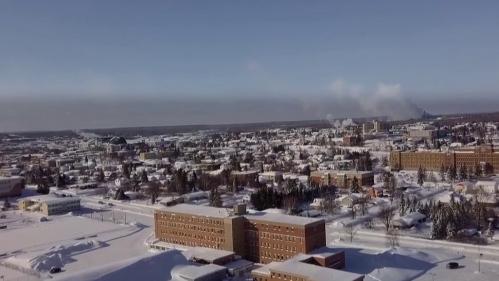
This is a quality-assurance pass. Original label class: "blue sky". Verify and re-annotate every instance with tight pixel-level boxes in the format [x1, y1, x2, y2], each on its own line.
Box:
[0, 1, 498, 131]
[1, 0, 498, 99]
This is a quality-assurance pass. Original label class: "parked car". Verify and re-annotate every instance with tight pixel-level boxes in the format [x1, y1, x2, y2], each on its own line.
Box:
[447, 262, 459, 269]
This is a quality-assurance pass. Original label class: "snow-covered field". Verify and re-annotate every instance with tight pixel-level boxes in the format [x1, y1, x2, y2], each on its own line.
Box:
[0, 212, 151, 280]
[2, 186, 499, 281]
[336, 245, 499, 281]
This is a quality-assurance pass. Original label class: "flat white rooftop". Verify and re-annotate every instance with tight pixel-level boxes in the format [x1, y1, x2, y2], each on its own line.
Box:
[184, 247, 234, 262]
[266, 259, 363, 281]
[245, 212, 324, 227]
[160, 203, 232, 218]
[160, 204, 324, 226]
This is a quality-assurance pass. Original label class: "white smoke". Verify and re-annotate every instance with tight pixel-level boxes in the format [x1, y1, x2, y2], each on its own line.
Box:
[328, 79, 423, 120]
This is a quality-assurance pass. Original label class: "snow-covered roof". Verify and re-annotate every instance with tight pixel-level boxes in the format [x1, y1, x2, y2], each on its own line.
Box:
[171, 263, 226, 280]
[246, 212, 324, 227]
[184, 247, 234, 263]
[262, 259, 363, 281]
[43, 197, 80, 206]
[162, 204, 232, 218]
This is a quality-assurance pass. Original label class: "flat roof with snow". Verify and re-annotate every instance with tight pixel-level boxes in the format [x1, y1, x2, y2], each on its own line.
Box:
[43, 197, 80, 206]
[171, 263, 226, 280]
[245, 212, 324, 227]
[159, 203, 233, 218]
[185, 247, 234, 263]
[257, 259, 363, 281]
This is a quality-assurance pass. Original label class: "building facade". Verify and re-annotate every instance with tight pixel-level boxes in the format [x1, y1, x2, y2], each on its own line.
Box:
[0, 176, 25, 198]
[154, 204, 326, 264]
[310, 170, 374, 189]
[41, 197, 81, 215]
[390, 145, 499, 173]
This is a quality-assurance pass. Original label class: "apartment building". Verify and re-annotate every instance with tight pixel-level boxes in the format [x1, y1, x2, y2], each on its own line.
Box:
[154, 204, 326, 264]
[390, 145, 499, 173]
[310, 170, 374, 189]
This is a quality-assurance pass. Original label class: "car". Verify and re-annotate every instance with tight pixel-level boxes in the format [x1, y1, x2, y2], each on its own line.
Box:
[447, 262, 459, 269]
[98, 200, 104, 204]
[49, 267, 62, 274]
[107, 203, 114, 207]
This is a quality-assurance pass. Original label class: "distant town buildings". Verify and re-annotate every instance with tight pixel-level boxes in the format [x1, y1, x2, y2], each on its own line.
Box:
[390, 145, 499, 173]
[310, 170, 374, 189]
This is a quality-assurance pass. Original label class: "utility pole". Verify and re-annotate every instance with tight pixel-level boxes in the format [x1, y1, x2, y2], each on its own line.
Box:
[478, 245, 483, 273]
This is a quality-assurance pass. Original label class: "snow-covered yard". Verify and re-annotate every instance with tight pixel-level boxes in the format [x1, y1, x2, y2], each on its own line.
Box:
[0, 213, 151, 280]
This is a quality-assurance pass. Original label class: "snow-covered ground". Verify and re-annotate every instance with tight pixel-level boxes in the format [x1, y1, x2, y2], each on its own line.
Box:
[333, 243, 499, 281]
[0, 212, 151, 280]
[3, 184, 499, 281]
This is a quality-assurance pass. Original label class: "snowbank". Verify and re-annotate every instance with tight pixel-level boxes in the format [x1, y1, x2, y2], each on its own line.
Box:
[54, 249, 189, 281]
[5, 240, 107, 272]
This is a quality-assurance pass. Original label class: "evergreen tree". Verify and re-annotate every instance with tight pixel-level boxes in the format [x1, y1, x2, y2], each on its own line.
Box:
[141, 170, 149, 183]
[97, 168, 105, 182]
[399, 193, 407, 216]
[439, 164, 446, 182]
[474, 163, 482, 178]
[448, 166, 457, 182]
[122, 163, 131, 179]
[350, 177, 361, 193]
[458, 165, 467, 180]
[417, 166, 425, 187]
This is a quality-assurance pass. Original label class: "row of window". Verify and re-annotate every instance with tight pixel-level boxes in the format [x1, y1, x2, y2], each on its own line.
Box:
[157, 213, 223, 225]
[270, 272, 306, 281]
[157, 222, 224, 234]
[157, 229, 225, 243]
[159, 238, 222, 249]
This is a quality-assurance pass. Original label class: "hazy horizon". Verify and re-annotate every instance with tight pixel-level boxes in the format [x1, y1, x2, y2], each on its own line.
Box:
[1, 0, 498, 131]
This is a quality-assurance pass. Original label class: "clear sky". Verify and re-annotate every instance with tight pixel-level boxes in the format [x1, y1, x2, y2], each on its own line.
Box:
[1, 0, 499, 131]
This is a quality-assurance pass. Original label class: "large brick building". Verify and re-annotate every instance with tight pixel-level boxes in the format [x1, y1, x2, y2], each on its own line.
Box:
[154, 204, 326, 264]
[390, 145, 499, 173]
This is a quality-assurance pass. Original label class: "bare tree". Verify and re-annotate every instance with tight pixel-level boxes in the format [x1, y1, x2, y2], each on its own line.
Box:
[386, 226, 400, 248]
[282, 195, 298, 214]
[378, 205, 395, 232]
[320, 195, 339, 215]
[357, 194, 369, 216]
[343, 223, 358, 243]
[146, 179, 160, 204]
